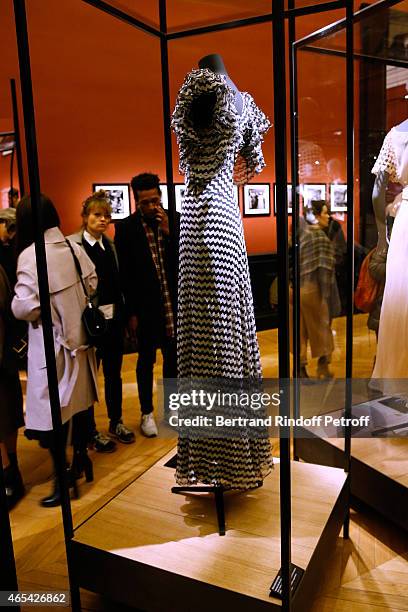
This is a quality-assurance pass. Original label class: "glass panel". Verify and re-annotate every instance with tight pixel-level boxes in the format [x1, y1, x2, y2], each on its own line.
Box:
[84, 0, 160, 29]
[287, 0, 343, 9]
[296, 9, 345, 40]
[167, 0, 272, 33]
[354, 0, 408, 493]
[307, 0, 408, 65]
[295, 0, 408, 488]
[295, 43, 348, 458]
[26, 0, 164, 527]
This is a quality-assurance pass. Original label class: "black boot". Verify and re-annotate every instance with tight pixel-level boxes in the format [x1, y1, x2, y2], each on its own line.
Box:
[40, 445, 79, 508]
[41, 477, 61, 508]
[40, 470, 80, 508]
[70, 450, 93, 483]
[71, 411, 94, 483]
[4, 464, 25, 510]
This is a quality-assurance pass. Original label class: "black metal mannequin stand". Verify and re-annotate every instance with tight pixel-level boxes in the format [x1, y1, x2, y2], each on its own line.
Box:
[172, 485, 226, 535]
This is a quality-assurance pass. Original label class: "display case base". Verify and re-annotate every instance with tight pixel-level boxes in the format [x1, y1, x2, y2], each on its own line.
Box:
[71, 449, 347, 611]
[296, 435, 408, 531]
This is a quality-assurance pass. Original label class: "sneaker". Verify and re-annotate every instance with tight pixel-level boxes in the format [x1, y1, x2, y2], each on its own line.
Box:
[109, 421, 135, 444]
[140, 413, 158, 438]
[91, 431, 117, 453]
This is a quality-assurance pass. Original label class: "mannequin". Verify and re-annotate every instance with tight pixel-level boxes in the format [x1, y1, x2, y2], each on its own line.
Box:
[373, 118, 408, 253]
[371, 118, 408, 382]
[171, 54, 272, 493]
[198, 53, 243, 115]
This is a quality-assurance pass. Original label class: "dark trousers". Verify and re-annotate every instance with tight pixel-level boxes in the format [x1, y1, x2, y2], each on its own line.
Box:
[136, 331, 177, 415]
[89, 318, 124, 432]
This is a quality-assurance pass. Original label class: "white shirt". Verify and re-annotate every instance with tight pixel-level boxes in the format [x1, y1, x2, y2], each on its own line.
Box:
[83, 230, 105, 251]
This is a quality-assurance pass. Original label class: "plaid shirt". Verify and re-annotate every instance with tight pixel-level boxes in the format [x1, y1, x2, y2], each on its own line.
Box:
[141, 217, 175, 338]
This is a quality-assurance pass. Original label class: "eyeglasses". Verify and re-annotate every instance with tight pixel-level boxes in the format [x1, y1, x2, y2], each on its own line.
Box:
[138, 196, 161, 207]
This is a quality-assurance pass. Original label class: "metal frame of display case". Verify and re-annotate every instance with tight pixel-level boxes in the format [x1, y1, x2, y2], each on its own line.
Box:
[10, 78, 25, 196]
[0, 81, 24, 203]
[8, 0, 358, 610]
[291, 0, 408, 532]
[290, 0, 355, 539]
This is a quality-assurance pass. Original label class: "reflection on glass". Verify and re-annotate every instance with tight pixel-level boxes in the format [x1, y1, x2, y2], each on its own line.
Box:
[295, 1, 408, 490]
[310, 0, 408, 63]
[94, 0, 160, 28]
[167, 0, 272, 32]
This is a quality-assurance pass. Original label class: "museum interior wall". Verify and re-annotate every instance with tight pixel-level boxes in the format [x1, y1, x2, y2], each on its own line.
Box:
[3, 0, 404, 254]
[0, 0, 351, 255]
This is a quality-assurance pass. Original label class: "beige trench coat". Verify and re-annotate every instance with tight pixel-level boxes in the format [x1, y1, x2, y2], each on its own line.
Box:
[12, 227, 99, 431]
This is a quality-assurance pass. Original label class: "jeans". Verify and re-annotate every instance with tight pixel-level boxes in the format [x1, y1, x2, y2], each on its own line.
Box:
[89, 318, 124, 432]
[136, 331, 176, 415]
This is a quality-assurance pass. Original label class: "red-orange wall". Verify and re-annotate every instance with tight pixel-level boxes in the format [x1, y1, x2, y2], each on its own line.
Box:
[1, 0, 346, 253]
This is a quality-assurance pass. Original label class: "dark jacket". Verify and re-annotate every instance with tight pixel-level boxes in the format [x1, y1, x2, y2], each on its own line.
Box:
[0, 264, 24, 440]
[67, 230, 122, 312]
[114, 211, 175, 326]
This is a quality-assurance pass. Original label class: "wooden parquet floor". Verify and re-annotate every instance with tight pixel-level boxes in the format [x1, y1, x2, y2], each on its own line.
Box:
[7, 314, 408, 611]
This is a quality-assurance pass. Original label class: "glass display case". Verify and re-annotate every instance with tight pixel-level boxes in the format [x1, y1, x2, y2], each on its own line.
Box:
[7, 1, 395, 610]
[293, 0, 408, 532]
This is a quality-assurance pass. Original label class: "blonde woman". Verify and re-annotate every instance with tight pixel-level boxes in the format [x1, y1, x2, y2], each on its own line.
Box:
[68, 191, 134, 448]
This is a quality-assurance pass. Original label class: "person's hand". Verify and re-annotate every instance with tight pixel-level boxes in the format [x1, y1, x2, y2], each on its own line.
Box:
[155, 207, 169, 235]
[385, 181, 403, 204]
[127, 315, 138, 340]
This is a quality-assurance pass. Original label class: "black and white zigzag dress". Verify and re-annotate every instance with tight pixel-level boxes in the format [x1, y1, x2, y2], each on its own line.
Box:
[172, 69, 273, 489]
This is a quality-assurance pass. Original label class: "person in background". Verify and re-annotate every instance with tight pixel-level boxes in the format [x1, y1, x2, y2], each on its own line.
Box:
[115, 173, 177, 437]
[0, 207, 28, 371]
[68, 191, 134, 448]
[12, 194, 98, 507]
[324, 203, 347, 314]
[8, 188, 19, 209]
[0, 208, 17, 284]
[0, 263, 24, 509]
[298, 200, 341, 378]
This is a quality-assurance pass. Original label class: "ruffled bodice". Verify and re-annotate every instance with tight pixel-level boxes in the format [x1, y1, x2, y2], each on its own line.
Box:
[171, 69, 270, 189]
[372, 126, 408, 185]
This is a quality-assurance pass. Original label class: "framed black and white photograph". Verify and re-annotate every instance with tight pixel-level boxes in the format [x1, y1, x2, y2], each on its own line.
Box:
[92, 183, 131, 220]
[301, 184, 326, 210]
[330, 183, 347, 212]
[243, 184, 271, 217]
[175, 184, 186, 213]
[160, 184, 168, 210]
[273, 184, 293, 215]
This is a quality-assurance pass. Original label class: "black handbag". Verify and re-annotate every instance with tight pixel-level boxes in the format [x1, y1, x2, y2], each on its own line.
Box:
[65, 239, 107, 346]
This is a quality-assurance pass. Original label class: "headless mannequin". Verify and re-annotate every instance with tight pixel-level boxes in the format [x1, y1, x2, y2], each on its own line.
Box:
[198, 54, 243, 115]
[190, 53, 243, 129]
[373, 118, 408, 252]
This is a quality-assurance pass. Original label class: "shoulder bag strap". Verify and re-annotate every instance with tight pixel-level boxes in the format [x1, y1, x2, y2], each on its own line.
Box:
[65, 238, 89, 302]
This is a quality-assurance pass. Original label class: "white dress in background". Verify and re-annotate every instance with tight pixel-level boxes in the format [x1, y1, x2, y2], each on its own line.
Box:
[372, 127, 408, 381]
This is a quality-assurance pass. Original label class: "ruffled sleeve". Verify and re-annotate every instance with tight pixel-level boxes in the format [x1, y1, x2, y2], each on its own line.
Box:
[171, 69, 241, 178]
[372, 130, 399, 182]
[234, 93, 270, 184]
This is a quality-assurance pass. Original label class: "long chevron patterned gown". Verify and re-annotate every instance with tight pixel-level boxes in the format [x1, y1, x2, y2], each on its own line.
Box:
[172, 69, 273, 489]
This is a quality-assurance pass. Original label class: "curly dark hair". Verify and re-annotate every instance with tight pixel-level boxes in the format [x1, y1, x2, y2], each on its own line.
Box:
[310, 199, 328, 217]
[130, 173, 161, 201]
